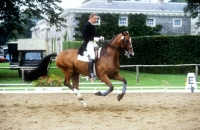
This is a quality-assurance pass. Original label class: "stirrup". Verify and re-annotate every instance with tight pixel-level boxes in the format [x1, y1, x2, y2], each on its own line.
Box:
[90, 73, 96, 79]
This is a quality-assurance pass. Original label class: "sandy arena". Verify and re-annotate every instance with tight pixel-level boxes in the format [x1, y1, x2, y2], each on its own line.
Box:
[0, 93, 200, 130]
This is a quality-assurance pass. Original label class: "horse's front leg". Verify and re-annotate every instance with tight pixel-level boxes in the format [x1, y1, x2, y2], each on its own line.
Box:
[95, 75, 114, 96]
[113, 74, 127, 101]
[72, 73, 87, 107]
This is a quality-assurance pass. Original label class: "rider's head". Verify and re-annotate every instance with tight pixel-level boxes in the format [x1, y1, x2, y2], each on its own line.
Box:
[89, 13, 98, 24]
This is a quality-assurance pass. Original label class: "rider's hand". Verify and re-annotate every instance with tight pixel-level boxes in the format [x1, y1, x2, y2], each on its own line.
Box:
[99, 36, 104, 42]
[94, 37, 100, 42]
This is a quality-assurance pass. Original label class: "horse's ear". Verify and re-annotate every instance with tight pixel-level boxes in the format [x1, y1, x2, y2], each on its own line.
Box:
[126, 31, 129, 35]
[121, 31, 126, 36]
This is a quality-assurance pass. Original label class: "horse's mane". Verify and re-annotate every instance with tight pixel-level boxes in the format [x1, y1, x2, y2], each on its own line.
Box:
[107, 33, 120, 45]
[100, 33, 122, 56]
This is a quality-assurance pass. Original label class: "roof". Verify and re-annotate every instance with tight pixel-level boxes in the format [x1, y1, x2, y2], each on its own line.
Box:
[80, 1, 186, 12]
[60, 1, 188, 17]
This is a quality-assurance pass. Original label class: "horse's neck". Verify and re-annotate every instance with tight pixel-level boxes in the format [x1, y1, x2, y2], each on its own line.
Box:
[100, 34, 122, 65]
[106, 35, 122, 56]
[102, 40, 121, 65]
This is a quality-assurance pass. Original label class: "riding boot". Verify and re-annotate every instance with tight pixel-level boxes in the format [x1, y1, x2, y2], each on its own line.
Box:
[88, 59, 95, 78]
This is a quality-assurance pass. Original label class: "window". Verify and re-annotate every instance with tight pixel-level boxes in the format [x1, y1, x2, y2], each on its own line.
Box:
[173, 19, 182, 27]
[23, 52, 42, 60]
[119, 17, 128, 26]
[95, 17, 100, 25]
[146, 18, 155, 27]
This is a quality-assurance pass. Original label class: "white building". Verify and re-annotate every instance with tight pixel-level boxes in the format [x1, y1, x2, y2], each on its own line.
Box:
[31, 0, 197, 54]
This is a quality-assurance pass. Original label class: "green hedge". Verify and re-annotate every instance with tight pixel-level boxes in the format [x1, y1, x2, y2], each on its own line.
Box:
[120, 35, 200, 74]
[63, 41, 83, 50]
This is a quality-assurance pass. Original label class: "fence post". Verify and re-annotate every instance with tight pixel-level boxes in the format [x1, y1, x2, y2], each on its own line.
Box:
[136, 66, 139, 83]
[195, 65, 198, 82]
[21, 68, 24, 84]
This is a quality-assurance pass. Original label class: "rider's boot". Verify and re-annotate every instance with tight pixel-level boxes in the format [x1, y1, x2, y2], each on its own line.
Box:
[89, 58, 95, 78]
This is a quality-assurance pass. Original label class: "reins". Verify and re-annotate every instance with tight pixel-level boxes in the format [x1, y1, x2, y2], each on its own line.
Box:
[105, 43, 120, 51]
[99, 41, 125, 57]
[104, 37, 131, 52]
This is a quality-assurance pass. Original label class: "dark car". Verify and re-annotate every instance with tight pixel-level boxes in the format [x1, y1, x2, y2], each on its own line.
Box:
[0, 57, 9, 62]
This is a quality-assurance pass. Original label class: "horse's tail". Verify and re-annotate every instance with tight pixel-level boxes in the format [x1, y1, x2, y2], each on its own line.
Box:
[24, 53, 57, 82]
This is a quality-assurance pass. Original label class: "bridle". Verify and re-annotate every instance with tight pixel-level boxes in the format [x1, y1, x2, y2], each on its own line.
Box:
[105, 34, 133, 52]
[99, 32, 134, 58]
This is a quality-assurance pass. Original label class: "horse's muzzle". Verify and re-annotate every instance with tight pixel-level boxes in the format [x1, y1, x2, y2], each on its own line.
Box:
[125, 51, 134, 58]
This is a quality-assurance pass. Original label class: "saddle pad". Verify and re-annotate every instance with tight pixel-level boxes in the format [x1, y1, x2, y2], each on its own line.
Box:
[77, 47, 102, 62]
[77, 51, 89, 62]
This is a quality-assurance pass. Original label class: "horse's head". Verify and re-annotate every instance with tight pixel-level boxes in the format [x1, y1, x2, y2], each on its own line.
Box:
[120, 31, 134, 58]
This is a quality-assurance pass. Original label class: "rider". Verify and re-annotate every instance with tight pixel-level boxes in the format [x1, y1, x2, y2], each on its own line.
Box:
[78, 13, 104, 78]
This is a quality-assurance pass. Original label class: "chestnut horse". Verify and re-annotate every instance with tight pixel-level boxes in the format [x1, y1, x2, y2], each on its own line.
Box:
[25, 31, 134, 107]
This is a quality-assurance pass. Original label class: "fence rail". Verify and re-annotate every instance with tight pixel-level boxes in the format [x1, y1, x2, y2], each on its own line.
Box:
[120, 64, 200, 83]
[0, 86, 199, 94]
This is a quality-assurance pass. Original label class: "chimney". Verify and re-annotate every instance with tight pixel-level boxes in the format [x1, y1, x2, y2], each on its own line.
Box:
[107, 0, 112, 3]
[158, 0, 168, 5]
[158, 0, 164, 5]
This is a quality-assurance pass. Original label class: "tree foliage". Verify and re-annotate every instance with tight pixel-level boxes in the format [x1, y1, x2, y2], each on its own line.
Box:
[0, 0, 66, 45]
[74, 13, 162, 40]
[128, 14, 162, 37]
[184, 0, 200, 18]
[184, 0, 200, 27]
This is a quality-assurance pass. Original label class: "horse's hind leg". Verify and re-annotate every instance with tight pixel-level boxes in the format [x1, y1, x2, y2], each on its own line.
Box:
[64, 76, 74, 90]
[72, 73, 87, 107]
[63, 70, 74, 90]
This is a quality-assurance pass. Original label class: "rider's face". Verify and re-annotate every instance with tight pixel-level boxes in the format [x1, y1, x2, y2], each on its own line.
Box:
[90, 15, 98, 24]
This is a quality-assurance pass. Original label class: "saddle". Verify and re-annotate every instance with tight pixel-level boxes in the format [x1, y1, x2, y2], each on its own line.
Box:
[77, 47, 101, 62]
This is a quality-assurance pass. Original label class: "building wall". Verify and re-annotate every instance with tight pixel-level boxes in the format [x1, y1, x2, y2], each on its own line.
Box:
[31, 13, 192, 41]
[149, 16, 191, 35]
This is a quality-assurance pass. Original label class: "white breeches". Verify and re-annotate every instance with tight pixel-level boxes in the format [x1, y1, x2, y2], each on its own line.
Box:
[86, 41, 98, 59]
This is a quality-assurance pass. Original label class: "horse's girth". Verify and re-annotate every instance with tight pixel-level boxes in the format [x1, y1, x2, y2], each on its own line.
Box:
[94, 46, 100, 61]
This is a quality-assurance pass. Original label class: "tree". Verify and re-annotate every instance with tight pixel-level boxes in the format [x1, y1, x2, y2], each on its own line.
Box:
[20, 19, 36, 38]
[184, 0, 200, 27]
[0, 0, 66, 45]
[184, 0, 200, 18]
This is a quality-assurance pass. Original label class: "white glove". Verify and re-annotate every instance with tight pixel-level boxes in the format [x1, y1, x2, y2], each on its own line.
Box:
[94, 37, 100, 42]
[99, 36, 104, 42]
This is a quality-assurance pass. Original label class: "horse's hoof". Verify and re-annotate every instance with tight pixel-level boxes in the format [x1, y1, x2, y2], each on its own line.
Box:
[94, 91, 102, 96]
[117, 94, 122, 101]
[117, 94, 125, 101]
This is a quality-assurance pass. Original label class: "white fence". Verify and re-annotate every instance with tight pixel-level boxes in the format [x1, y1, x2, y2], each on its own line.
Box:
[0, 86, 199, 94]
